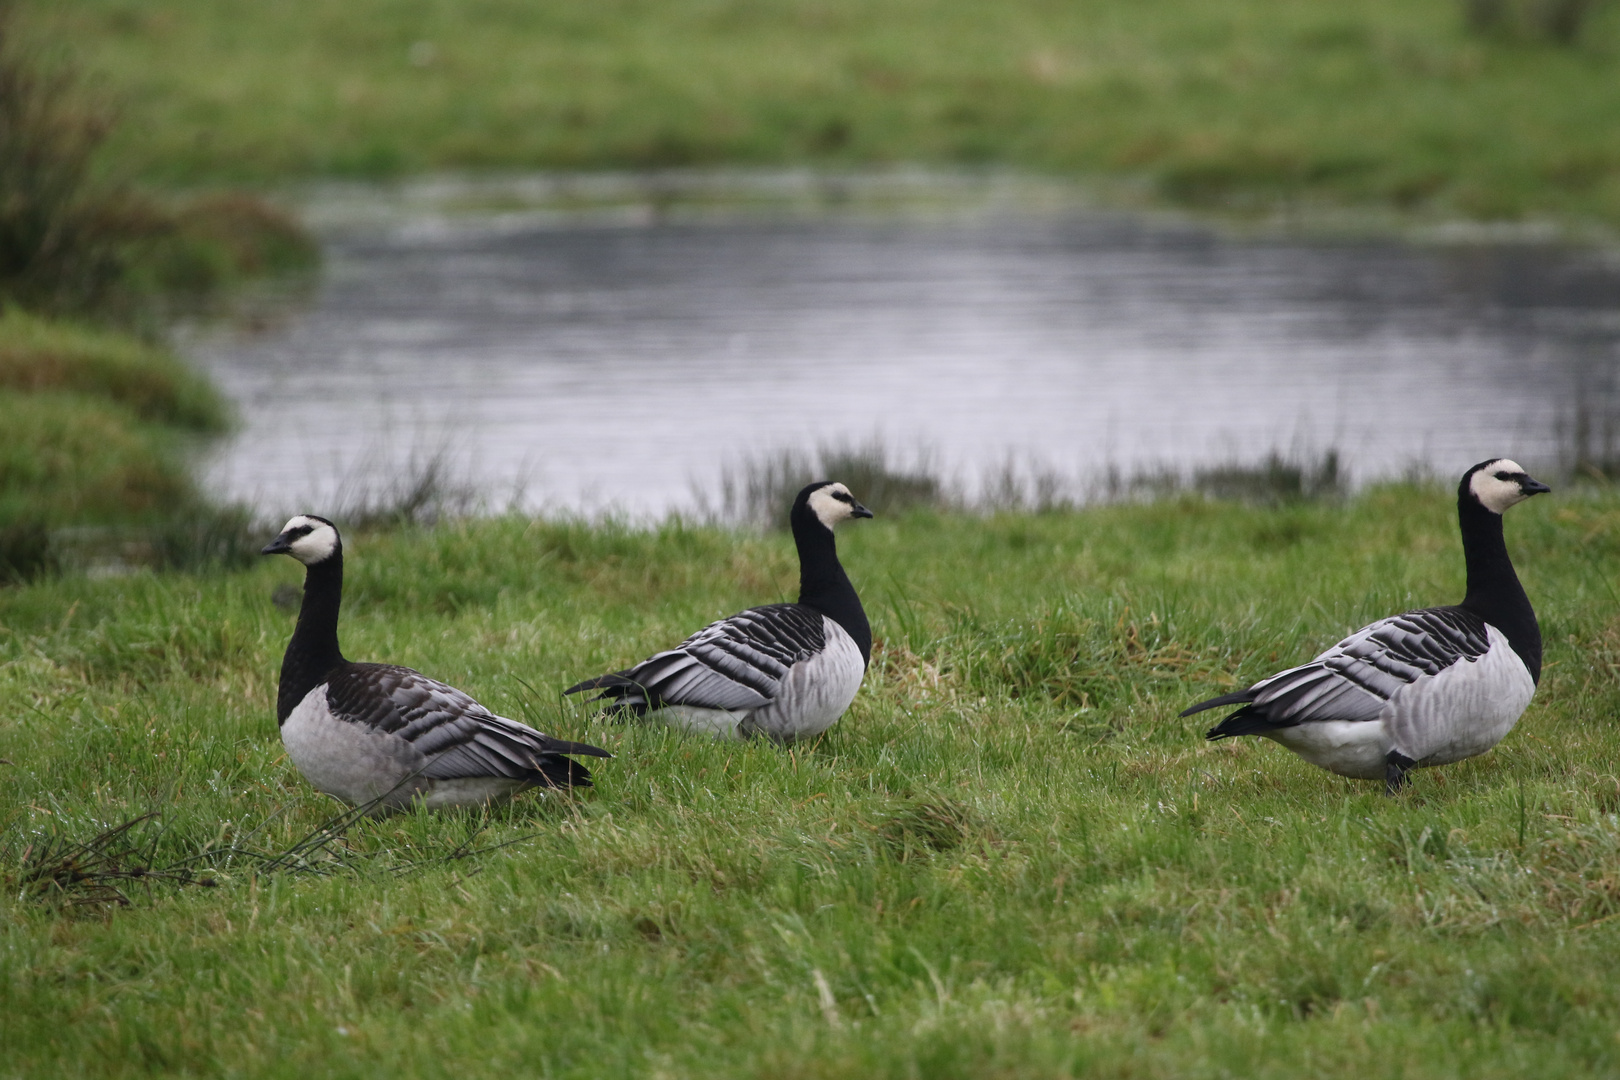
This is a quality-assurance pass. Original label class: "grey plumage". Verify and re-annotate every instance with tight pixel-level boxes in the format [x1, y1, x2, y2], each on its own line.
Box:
[569, 604, 826, 714]
[1198, 607, 1491, 735]
[567, 606, 865, 741]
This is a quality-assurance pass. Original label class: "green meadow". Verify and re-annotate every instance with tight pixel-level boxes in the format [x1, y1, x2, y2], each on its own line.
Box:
[4, 487, 1620, 1077]
[30, 0, 1620, 224]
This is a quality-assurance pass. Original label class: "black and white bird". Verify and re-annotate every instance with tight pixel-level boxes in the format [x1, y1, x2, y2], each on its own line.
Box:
[262, 515, 610, 811]
[1181, 459, 1550, 793]
[564, 481, 873, 741]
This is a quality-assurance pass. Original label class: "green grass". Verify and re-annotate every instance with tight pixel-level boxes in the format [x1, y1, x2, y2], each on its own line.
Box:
[5, 488, 1620, 1076]
[0, 311, 227, 432]
[0, 312, 237, 584]
[0, 391, 195, 526]
[27, 0, 1620, 223]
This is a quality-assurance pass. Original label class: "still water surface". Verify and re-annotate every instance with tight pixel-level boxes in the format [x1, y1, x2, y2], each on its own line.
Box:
[187, 176, 1620, 516]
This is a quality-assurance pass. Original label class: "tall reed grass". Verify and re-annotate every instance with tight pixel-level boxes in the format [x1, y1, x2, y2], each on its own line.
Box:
[706, 439, 1351, 525]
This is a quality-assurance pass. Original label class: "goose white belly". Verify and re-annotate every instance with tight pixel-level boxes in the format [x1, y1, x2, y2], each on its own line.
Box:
[1266, 625, 1536, 779]
[649, 617, 866, 742]
[281, 685, 526, 810]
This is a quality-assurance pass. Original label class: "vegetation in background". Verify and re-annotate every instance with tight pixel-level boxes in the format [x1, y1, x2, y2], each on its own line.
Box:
[0, 0, 315, 581]
[1463, 0, 1605, 44]
[712, 441, 1351, 527]
[2, 490, 1619, 1075]
[0, 310, 246, 579]
[711, 440, 944, 527]
[26, 0, 1620, 225]
[0, 310, 226, 429]
[0, 0, 314, 322]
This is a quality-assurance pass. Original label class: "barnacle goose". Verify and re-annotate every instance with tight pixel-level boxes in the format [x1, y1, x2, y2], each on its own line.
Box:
[564, 481, 873, 741]
[262, 515, 610, 811]
[1181, 459, 1550, 793]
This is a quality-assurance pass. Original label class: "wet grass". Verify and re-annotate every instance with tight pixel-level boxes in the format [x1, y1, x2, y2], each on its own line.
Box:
[27, 0, 1620, 225]
[3, 486, 1620, 1075]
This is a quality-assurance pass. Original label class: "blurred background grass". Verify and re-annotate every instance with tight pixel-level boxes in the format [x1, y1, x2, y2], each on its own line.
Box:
[26, 0, 1620, 224]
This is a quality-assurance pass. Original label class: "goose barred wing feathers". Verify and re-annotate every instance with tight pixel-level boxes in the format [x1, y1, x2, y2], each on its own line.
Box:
[565, 603, 827, 715]
[1184, 607, 1492, 738]
[327, 663, 610, 785]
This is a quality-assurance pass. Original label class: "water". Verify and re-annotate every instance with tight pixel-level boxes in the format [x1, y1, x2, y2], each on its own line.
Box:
[187, 173, 1620, 516]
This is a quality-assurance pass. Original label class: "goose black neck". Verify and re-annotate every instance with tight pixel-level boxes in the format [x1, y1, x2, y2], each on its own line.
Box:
[1457, 495, 1541, 683]
[277, 554, 347, 723]
[791, 513, 871, 665]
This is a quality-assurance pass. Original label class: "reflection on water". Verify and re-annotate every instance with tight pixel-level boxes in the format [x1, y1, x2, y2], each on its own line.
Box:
[186, 176, 1620, 516]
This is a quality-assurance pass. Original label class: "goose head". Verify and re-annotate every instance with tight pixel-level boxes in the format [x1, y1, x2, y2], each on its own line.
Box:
[795, 481, 873, 533]
[1462, 459, 1551, 515]
[261, 515, 342, 565]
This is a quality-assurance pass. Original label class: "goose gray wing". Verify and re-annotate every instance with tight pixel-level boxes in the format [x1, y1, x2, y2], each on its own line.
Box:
[565, 603, 826, 715]
[1184, 606, 1492, 738]
[327, 664, 610, 784]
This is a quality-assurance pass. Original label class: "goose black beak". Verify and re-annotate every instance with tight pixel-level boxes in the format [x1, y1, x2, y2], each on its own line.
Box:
[261, 533, 294, 556]
[851, 503, 874, 519]
[1522, 478, 1552, 496]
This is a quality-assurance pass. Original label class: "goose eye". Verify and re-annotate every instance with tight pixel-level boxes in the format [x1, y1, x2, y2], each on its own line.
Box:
[1494, 471, 1510, 481]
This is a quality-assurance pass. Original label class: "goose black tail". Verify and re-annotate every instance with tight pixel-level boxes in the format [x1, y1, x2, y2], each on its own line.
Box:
[544, 736, 614, 759]
[1179, 689, 1256, 718]
[563, 671, 637, 696]
[1182, 688, 1284, 742]
[562, 671, 652, 717]
[532, 754, 596, 789]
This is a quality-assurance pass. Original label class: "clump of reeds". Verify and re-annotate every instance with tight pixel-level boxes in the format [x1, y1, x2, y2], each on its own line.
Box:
[1559, 388, 1620, 484]
[1097, 448, 1346, 505]
[334, 447, 481, 531]
[710, 440, 1349, 523]
[710, 439, 944, 527]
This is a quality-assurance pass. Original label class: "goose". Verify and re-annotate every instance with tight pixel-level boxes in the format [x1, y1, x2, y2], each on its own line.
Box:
[262, 515, 610, 811]
[1181, 459, 1550, 793]
[565, 481, 873, 741]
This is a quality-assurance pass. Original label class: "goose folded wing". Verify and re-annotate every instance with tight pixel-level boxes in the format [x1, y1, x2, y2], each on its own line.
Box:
[1246, 607, 1492, 728]
[326, 664, 606, 780]
[619, 604, 828, 711]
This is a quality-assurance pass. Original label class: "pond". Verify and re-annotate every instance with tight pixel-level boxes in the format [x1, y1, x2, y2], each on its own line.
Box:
[185, 172, 1620, 517]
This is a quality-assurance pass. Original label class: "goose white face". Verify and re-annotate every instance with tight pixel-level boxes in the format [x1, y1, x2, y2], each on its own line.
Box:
[1468, 459, 1547, 514]
[807, 483, 871, 529]
[267, 515, 341, 565]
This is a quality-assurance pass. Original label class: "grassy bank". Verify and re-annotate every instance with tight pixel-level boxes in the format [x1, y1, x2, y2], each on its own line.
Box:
[4, 489, 1620, 1075]
[0, 312, 236, 579]
[29, 0, 1620, 224]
